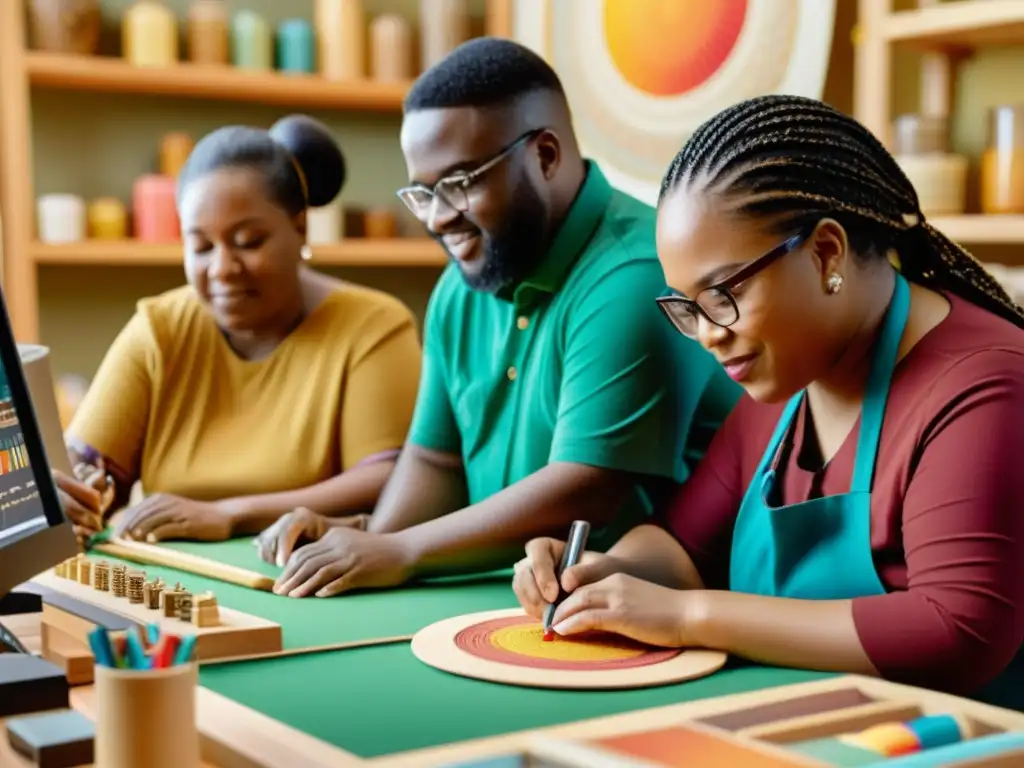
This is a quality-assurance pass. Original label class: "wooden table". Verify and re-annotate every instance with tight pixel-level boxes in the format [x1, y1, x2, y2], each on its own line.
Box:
[0, 612, 340, 768]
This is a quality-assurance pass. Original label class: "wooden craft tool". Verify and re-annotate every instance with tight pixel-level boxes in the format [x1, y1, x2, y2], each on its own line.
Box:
[542, 520, 590, 639]
[90, 537, 276, 591]
[33, 568, 281, 662]
[203, 634, 415, 667]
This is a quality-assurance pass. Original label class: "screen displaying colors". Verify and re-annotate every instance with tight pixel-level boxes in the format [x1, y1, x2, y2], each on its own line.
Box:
[0, 356, 47, 542]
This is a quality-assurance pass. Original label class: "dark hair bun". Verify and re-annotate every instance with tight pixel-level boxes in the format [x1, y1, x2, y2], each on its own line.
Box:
[269, 115, 346, 208]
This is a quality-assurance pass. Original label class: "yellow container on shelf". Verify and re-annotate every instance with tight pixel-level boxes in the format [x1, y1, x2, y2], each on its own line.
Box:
[123, 0, 178, 67]
[981, 105, 1024, 215]
[87, 197, 128, 239]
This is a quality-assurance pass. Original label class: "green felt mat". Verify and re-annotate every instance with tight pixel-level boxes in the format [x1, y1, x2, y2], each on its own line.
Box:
[87, 537, 519, 650]
[198, 648, 833, 759]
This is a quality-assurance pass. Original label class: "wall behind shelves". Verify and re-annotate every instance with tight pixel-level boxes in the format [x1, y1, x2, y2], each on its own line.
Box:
[33, 0, 1024, 380]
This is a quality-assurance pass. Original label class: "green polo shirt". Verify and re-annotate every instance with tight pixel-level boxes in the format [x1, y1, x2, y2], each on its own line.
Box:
[409, 162, 740, 543]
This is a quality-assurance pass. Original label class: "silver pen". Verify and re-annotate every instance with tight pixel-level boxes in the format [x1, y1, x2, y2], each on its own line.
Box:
[542, 520, 591, 637]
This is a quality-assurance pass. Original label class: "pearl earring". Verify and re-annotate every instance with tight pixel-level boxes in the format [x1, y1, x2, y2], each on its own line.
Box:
[827, 273, 844, 294]
[300, 244, 313, 261]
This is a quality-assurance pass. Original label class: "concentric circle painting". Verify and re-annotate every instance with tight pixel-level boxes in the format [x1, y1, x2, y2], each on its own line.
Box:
[513, 0, 836, 203]
[411, 609, 727, 689]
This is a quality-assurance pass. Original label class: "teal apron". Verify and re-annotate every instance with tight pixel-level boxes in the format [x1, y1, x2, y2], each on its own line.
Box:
[728, 273, 1023, 708]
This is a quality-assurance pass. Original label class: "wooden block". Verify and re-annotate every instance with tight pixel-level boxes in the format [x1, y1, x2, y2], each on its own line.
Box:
[31, 569, 281, 661]
[192, 593, 220, 628]
[76, 560, 91, 586]
[6, 709, 95, 768]
[40, 623, 94, 686]
[0, 655, 68, 719]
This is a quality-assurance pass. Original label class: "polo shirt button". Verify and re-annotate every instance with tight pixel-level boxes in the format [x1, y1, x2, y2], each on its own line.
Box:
[507, 366, 517, 381]
[517, 316, 529, 330]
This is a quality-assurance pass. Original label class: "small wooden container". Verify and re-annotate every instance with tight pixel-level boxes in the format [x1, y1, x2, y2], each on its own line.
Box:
[188, 0, 229, 65]
[28, 0, 101, 55]
[419, 0, 469, 71]
[94, 662, 200, 768]
[316, 0, 365, 79]
[87, 197, 128, 239]
[37, 194, 86, 243]
[231, 10, 272, 70]
[123, 0, 178, 67]
[370, 14, 412, 81]
[132, 175, 180, 243]
[276, 19, 315, 74]
[364, 207, 397, 239]
[159, 132, 194, 178]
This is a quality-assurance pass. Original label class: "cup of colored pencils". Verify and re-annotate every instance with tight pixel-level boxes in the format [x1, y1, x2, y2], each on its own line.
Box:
[89, 625, 201, 768]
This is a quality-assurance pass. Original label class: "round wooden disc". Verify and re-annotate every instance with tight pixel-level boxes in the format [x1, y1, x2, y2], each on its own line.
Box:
[411, 608, 727, 690]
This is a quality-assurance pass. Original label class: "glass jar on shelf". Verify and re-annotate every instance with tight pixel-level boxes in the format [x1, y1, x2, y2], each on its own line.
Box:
[980, 105, 1024, 215]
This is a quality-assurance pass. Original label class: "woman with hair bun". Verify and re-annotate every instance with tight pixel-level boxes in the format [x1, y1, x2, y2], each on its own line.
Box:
[57, 115, 422, 546]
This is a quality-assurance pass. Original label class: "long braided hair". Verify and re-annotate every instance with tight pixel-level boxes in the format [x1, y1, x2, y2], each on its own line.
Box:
[659, 94, 1024, 329]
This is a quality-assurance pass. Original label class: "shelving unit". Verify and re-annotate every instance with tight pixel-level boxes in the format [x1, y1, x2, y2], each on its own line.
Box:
[0, 0, 512, 343]
[854, 0, 1024, 249]
[32, 238, 446, 267]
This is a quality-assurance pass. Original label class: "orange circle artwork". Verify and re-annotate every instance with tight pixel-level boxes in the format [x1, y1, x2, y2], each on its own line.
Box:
[603, 0, 748, 96]
[455, 615, 682, 671]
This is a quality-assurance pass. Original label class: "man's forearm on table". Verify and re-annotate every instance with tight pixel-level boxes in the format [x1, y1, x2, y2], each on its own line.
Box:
[395, 462, 631, 578]
[225, 459, 397, 535]
[366, 444, 469, 534]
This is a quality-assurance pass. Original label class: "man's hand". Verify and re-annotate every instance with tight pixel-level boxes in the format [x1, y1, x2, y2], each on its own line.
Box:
[115, 494, 234, 543]
[273, 527, 415, 598]
[254, 507, 367, 567]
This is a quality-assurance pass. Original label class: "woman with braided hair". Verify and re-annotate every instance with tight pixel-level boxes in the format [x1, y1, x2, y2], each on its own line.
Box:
[512, 95, 1024, 705]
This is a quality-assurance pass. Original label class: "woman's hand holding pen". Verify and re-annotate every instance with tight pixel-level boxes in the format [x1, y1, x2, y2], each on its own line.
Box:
[512, 536, 624, 618]
[512, 536, 697, 649]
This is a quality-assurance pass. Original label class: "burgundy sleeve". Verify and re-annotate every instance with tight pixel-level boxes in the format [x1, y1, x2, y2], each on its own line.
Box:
[852, 351, 1024, 695]
[663, 395, 753, 590]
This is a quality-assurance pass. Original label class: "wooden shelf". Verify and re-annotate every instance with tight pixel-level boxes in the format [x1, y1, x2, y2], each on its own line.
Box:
[929, 215, 1024, 244]
[32, 239, 447, 267]
[25, 52, 411, 111]
[884, 0, 1024, 48]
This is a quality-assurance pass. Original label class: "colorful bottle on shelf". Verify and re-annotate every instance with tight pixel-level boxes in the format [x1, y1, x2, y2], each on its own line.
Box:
[159, 132, 194, 178]
[188, 0, 229, 65]
[37, 194, 86, 243]
[123, 0, 179, 67]
[370, 14, 412, 82]
[132, 175, 179, 243]
[231, 10, 272, 70]
[276, 19, 315, 74]
[87, 198, 128, 239]
[315, 0, 365, 80]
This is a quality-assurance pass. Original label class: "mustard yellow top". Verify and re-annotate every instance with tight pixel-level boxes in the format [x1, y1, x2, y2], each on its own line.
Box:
[66, 284, 421, 500]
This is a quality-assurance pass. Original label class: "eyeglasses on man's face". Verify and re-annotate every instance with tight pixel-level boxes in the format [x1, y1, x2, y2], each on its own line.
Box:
[655, 230, 809, 339]
[396, 129, 543, 218]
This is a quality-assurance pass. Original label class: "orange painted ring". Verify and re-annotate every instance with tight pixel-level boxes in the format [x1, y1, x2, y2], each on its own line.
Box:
[455, 615, 682, 671]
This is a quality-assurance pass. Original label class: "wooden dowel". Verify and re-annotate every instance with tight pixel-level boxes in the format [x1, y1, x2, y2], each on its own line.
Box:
[200, 634, 414, 666]
[92, 539, 276, 591]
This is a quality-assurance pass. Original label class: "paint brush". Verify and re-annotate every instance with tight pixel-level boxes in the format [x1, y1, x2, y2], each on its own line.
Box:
[542, 520, 591, 639]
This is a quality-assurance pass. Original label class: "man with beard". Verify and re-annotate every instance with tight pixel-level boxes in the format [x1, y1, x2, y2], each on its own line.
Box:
[253, 37, 741, 598]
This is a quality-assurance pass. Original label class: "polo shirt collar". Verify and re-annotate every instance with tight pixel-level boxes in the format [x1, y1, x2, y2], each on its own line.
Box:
[507, 161, 611, 306]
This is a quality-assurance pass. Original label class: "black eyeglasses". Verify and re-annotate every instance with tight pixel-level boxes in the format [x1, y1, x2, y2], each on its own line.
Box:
[655, 230, 809, 339]
[396, 129, 543, 218]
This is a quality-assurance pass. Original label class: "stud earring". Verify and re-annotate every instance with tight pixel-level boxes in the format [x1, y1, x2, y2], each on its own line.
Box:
[827, 273, 844, 294]
[300, 244, 313, 261]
